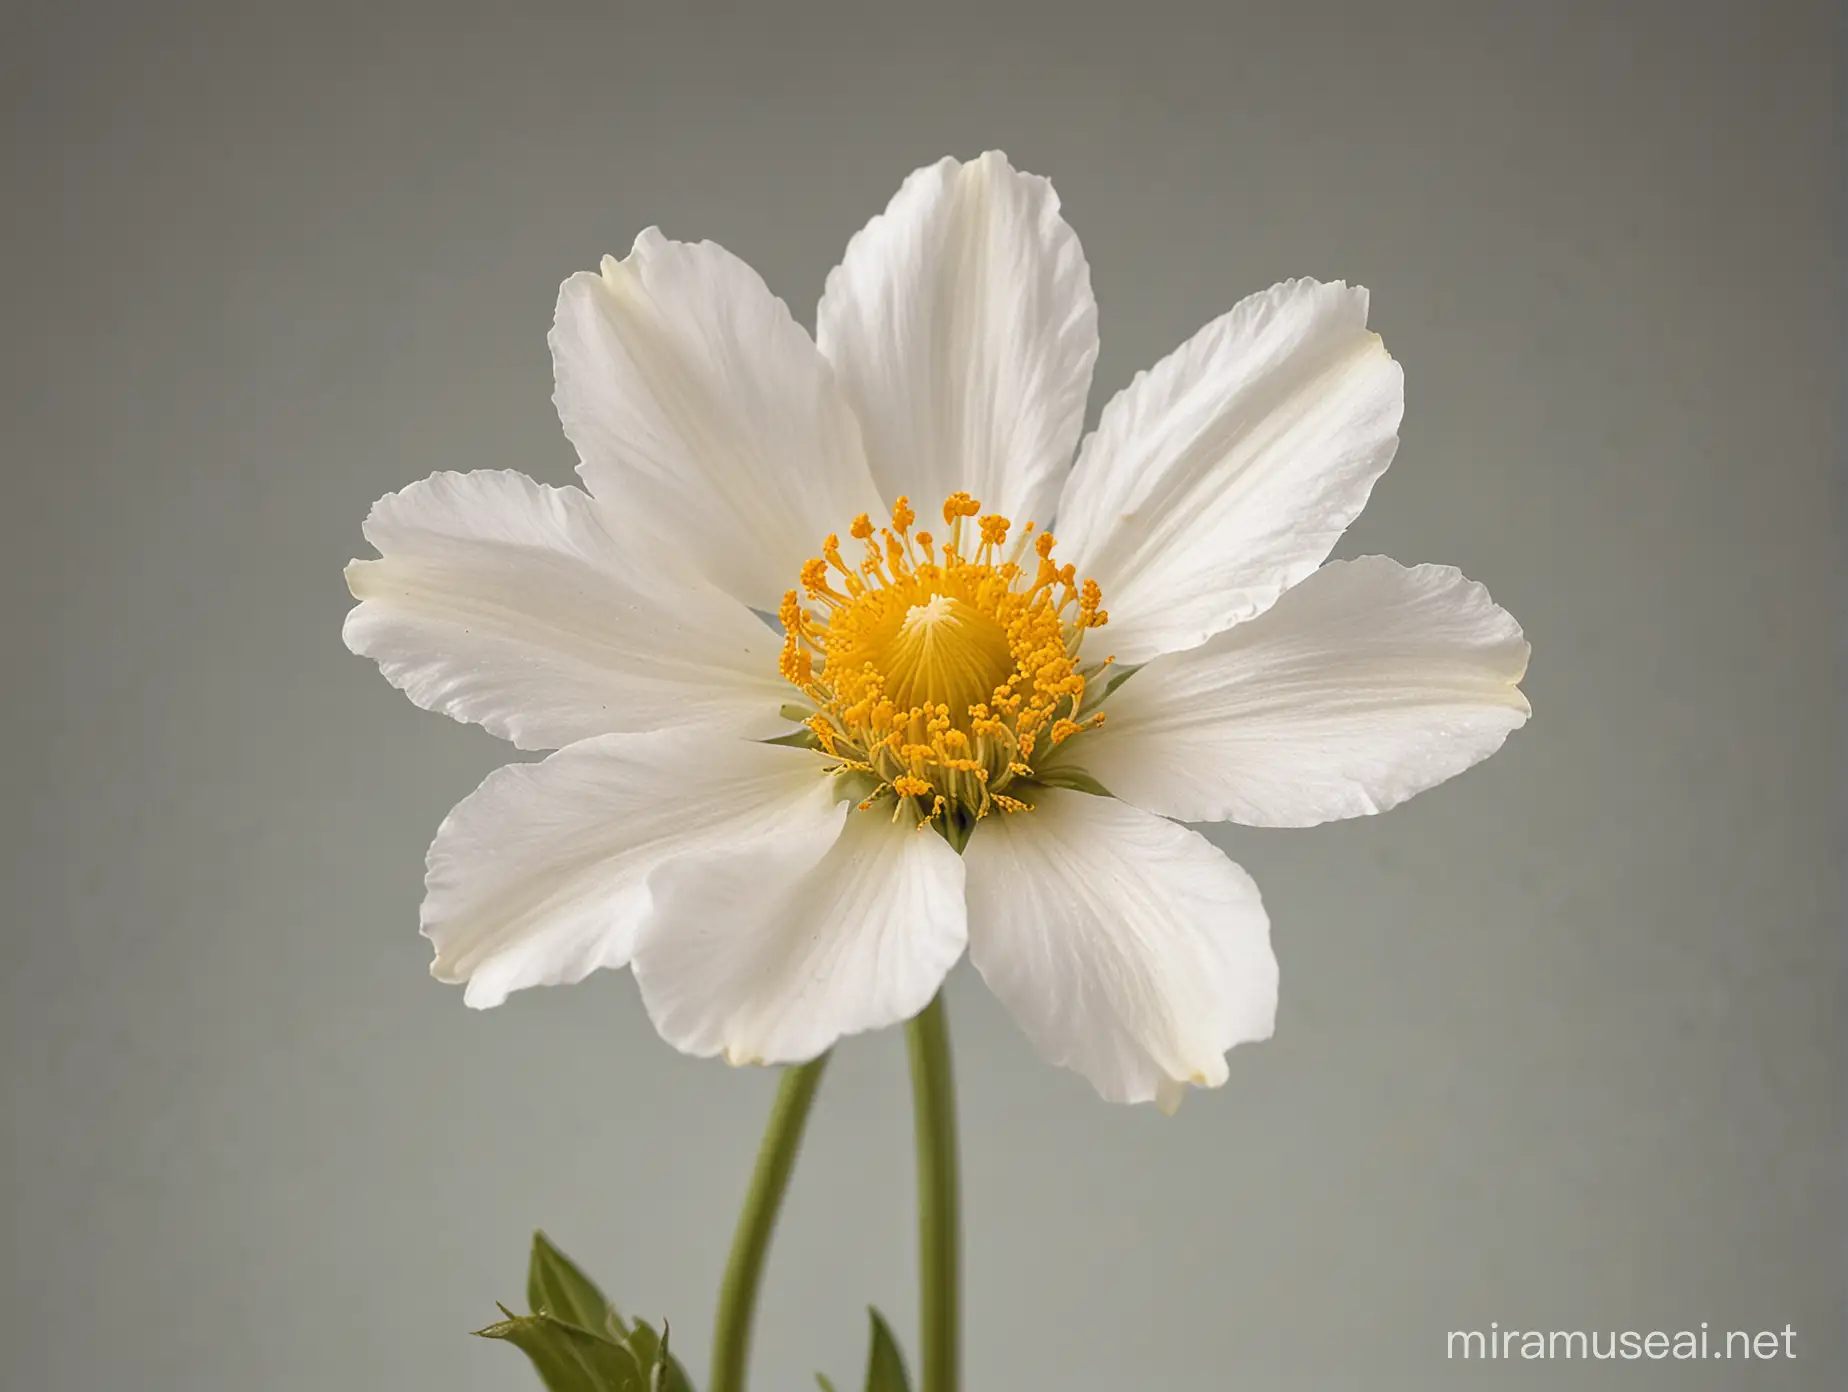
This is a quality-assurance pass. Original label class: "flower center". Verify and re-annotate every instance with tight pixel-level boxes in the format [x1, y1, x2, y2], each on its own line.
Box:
[779, 492, 1110, 834]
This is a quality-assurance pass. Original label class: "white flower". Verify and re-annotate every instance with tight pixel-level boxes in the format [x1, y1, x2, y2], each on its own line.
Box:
[345, 152, 1529, 1111]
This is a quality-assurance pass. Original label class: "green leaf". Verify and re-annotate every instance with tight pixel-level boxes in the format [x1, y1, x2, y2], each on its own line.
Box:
[862, 1308, 912, 1392]
[528, 1231, 626, 1337]
[477, 1308, 645, 1392]
[816, 1376, 839, 1392]
[624, 1318, 696, 1392]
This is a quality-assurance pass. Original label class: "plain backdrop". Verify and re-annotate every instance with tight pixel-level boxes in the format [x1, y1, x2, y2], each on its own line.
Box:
[4, 2, 1842, 1389]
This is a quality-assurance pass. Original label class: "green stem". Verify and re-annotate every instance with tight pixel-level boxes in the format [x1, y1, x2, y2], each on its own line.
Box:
[709, 1053, 829, 1392]
[906, 992, 961, 1392]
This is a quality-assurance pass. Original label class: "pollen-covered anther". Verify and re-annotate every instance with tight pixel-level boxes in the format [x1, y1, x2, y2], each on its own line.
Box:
[779, 493, 1110, 824]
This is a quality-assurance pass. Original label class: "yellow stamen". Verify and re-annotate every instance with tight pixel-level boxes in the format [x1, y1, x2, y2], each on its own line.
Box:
[779, 494, 1109, 824]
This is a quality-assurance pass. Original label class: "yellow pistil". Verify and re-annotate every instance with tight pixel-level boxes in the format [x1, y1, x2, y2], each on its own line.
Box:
[779, 493, 1110, 835]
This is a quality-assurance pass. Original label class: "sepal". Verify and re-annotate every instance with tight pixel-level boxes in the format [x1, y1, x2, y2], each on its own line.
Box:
[1026, 765, 1113, 798]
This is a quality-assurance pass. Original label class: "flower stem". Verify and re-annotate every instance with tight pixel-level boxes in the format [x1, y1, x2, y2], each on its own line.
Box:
[906, 992, 961, 1392]
[709, 1053, 829, 1392]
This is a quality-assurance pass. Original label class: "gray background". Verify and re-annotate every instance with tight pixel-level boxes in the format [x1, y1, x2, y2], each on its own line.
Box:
[4, 1, 1841, 1388]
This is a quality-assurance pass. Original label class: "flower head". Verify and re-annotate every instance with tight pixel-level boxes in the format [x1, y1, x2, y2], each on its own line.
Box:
[345, 153, 1529, 1109]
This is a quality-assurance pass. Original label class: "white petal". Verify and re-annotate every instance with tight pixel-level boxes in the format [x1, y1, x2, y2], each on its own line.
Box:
[551, 231, 884, 610]
[817, 151, 1098, 527]
[1069, 558, 1530, 827]
[963, 791, 1275, 1109]
[423, 732, 840, 1008]
[1056, 279, 1404, 664]
[633, 811, 967, 1066]
[343, 470, 788, 749]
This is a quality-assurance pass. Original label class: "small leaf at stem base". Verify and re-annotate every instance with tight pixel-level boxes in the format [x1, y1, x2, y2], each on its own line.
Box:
[863, 1307, 913, 1392]
[476, 1310, 646, 1392]
[528, 1231, 627, 1338]
[627, 1317, 697, 1392]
